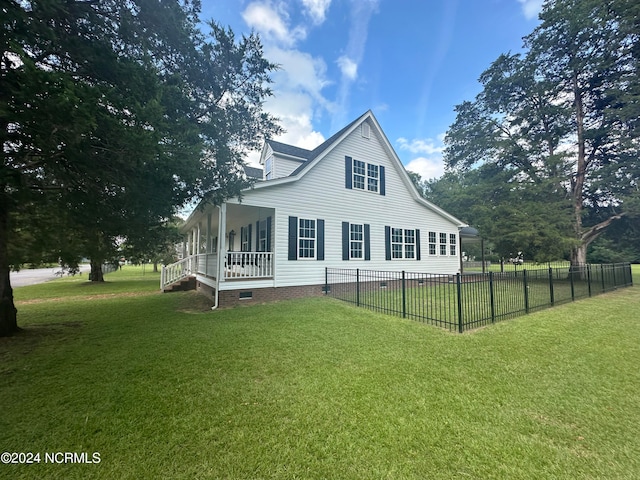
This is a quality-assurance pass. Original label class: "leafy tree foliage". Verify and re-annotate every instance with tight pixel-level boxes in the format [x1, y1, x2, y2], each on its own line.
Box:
[443, 0, 640, 266]
[1, 0, 281, 335]
[418, 168, 574, 262]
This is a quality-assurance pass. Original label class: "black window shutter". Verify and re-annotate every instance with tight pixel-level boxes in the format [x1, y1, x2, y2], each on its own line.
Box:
[364, 224, 371, 260]
[416, 229, 421, 260]
[288, 216, 298, 260]
[342, 222, 350, 261]
[255, 221, 260, 251]
[385, 226, 391, 260]
[379, 165, 386, 196]
[266, 216, 272, 252]
[345, 156, 352, 189]
[317, 219, 325, 260]
[248, 224, 252, 251]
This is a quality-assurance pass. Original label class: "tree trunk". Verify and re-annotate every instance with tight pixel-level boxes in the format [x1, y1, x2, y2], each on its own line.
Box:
[153, 262, 158, 273]
[571, 69, 587, 269]
[90, 259, 105, 282]
[571, 244, 588, 267]
[0, 205, 18, 336]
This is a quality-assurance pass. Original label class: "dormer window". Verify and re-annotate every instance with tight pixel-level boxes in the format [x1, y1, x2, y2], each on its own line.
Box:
[265, 157, 273, 180]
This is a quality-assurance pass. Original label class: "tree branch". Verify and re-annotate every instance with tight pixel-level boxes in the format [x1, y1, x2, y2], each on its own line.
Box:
[580, 212, 627, 245]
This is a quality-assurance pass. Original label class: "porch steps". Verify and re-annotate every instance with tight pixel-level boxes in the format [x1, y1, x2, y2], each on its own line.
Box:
[162, 275, 196, 292]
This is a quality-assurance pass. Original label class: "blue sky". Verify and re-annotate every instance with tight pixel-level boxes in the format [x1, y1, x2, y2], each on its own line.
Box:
[201, 0, 544, 180]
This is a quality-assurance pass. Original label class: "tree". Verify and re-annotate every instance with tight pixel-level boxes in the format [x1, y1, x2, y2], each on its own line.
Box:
[1, 1, 281, 336]
[120, 218, 184, 272]
[417, 167, 575, 262]
[444, 0, 640, 266]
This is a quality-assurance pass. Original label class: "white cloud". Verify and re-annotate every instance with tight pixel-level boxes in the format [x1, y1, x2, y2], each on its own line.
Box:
[336, 55, 358, 81]
[301, 0, 331, 25]
[405, 157, 446, 181]
[517, 0, 543, 20]
[242, 2, 306, 47]
[240, 2, 330, 166]
[396, 136, 444, 156]
[398, 134, 446, 180]
[267, 47, 331, 103]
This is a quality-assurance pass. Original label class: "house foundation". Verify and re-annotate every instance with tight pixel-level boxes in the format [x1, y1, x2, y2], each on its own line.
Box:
[196, 281, 327, 308]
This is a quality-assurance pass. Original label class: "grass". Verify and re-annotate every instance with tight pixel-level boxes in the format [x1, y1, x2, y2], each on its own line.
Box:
[1, 265, 639, 479]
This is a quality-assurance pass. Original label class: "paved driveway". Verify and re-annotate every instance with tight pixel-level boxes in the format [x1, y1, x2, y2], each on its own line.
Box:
[10, 265, 91, 288]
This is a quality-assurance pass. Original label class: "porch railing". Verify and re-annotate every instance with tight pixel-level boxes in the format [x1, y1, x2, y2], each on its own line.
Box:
[161, 252, 274, 290]
[225, 252, 274, 279]
[160, 256, 195, 291]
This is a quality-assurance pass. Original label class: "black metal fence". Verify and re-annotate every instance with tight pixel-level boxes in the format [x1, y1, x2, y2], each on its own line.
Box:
[325, 263, 634, 332]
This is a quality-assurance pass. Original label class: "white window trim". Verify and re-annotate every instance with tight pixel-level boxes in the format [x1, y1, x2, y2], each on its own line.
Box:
[265, 157, 274, 180]
[449, 233, 457, 256]
[391, 227, 416, 259]
[240, 226, 250, 252]
[439, 233, 448, 256]
[352, 158, 379, 194]
[298, 218, 316, 260]
[428, 231, 437, 256]
[350, 223, 364, 260]
[258, 219, 267, 252]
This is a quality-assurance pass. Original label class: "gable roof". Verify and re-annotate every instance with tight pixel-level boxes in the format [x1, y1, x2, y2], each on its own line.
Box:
[254, 110, 465, 227]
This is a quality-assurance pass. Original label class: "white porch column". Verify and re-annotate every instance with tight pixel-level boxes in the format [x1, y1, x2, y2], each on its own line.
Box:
[217, 204, 227, 282]
[206, 213, 212, 253]
[196, 223, 201, 253]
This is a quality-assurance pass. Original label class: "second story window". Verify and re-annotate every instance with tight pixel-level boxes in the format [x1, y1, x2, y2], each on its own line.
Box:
[351, 158, 379, 193]
[367, 164, 379, 192]
[346, 156, 385, 196]
[353, 160, 366, 189]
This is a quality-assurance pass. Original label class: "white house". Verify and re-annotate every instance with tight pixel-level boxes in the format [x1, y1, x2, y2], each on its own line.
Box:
[162, 110, 467, 307]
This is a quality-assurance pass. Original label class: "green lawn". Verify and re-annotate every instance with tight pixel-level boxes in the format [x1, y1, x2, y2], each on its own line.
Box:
[1, 265, 639, 479]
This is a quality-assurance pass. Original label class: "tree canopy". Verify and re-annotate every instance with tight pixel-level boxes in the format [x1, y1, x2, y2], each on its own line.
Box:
[1, 0, 281, 335]
[442, 0, 640, 265]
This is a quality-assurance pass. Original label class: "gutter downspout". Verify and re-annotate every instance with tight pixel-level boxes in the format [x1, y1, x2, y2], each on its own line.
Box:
[212, 203, 227, 310]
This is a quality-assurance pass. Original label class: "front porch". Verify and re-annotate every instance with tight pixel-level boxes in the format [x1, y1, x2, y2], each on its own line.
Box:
[161, 251, 275, 290]
[161, 203, 274, 292]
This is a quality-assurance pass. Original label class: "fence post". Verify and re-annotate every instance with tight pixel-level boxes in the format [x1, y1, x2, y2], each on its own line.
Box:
[402, 271, 407, 319]
[601, 264, 606, 293]
[569, 265, 575, 301]
[356, 268, 360, 307]
[523, 269, 529, 314]
[612, 263, 617, 289]
[489, 271, 495, 323]
[456, 273, 463, 333]
[324, 267, 328, 295]
[587, 264, 592, 297]
[629, 263, 634, 287]
[548, 267, 555, 306]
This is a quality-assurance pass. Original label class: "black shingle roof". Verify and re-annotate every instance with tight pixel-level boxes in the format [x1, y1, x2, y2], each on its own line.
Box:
[244, 165, 263, 179]
[266, 140, 312, 160]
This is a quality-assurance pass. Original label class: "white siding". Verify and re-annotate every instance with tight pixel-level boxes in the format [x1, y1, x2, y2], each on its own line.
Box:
[273, 155, 305, 178]
[224, 120, 462, 288]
